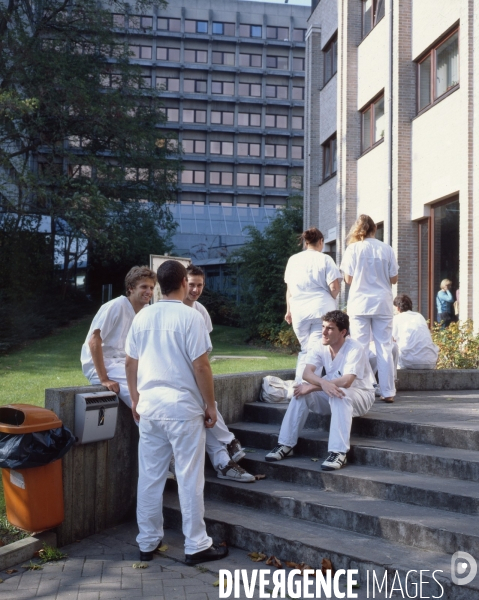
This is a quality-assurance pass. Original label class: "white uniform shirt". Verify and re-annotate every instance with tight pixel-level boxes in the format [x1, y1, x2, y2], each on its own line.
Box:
[284, 250, 342, 321]
[125, 300, 212, 420]
[305, 337, 375, 392]
[340, 239, 399, 317]
[194, 301, 213, 333]
[81, 296, 135, 380]
[393, 311, 439, 367]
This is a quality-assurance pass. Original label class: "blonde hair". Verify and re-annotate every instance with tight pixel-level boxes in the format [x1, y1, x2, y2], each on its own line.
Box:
[125, 266, 157, 296]
[346, 214, 377, 245]
[440, 279, 452, 289]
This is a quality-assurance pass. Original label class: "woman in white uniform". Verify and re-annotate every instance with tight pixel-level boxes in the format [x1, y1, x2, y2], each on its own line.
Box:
[340, 215, 399, 403]
[284, 227, 342, 382]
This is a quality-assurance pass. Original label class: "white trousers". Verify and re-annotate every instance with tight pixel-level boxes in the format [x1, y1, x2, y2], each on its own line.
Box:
[369, 342, 399, 382]
[136, 416, 212, 555]
[89, 361, 132, 408]
[350, 315, 396, 398]
[292, 317, 323, 382]
[278, 388, 375, 453]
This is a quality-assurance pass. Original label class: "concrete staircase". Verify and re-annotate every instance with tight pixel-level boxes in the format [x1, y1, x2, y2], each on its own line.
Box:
[163, 393, 479, 599]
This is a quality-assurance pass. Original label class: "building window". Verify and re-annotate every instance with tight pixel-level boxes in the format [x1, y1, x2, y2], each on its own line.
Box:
[266, 26, 289, 41]
[239, 82, 262, 97]
[128, 15, 153, 29]
[156, 77, 180, 92]
[265, 144, 287, 159]
[140, 76, 151, 88]
[292, 145, 304, 160]
[238, 113, 261, 127]
[183, 109, 206, 123]
[323, 34, 337, 85]
[291, 174, 303, 189]
[266, 56, 289, 69]
[322, 135, 337, 180]
[292, 86, 304, 100]
[210, 141, 234, 155]
[212, 81, 235, 95]
[361, 94, 384, 152]
[417, 29, 459, 113]
[157, 17, 181, 32]
[264, 174, 287, 188]
[182, 170, 206, 184]
[362, 0, 385, 38]
[129, 45, 152, 60]
[239, 24, 262, 38]
[183, 79, 207, 94]
[157, 47, 180, 61]
[212, 51, 235, 66]
[265, 114, 288, 128]
[212, 22, 235, 36]
[164, 108, 179, 122]
[183, 140, 206, 154]
[211, 111, 234, 125]
[265, 85, 288, 99]
[210, 171, 233, 185]
[237, 173, 260, 187]
[184, 49, 208, 64]
[112, 14, 125, 27]
[239, 53, 262, 68]
[185, 20, 208, 34]
[237, 142, 261, 157]
[293, 28, 306, 42]
[292, 57, 305, 71]
[292, 116, 304, 129]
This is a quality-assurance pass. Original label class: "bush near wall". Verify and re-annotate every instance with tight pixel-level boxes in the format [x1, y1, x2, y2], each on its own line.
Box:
[431, 320, 479, 369]
[199, 289, 240, 327]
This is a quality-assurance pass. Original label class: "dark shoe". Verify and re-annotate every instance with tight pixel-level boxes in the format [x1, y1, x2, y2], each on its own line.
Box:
[321, 451, 347, 471]
[185, 544, 229, 565]
[226, 438, 245, 462]
[217, 460, 255, 482]
[381, 396, 395, 403]
[139, 541, 162, 562]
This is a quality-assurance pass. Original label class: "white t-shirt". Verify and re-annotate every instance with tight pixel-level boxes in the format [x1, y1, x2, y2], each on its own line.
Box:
[393, 311, 439, 367]
[194, 301, 213, 333]
[81, 296, 135, 380]
[284, 250, 342, 321]
[125, 300, 212, 420]
[340, 239, 399, 316]
[305, 337, 375, 392]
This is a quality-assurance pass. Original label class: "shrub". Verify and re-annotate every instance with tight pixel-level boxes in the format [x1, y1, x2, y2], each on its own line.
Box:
[199, 288, 240, 327]
[431, 320, 479, 369]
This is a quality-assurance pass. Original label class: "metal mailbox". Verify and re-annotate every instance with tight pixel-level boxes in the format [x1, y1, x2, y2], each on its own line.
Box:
[74, 391, 119, 444]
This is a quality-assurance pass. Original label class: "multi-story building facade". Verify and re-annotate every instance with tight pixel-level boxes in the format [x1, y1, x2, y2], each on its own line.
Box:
[113, 0, 309, 260]
[304, 0, 478, 324]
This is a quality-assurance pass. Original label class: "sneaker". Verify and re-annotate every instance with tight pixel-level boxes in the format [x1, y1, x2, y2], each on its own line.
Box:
[321, 451, 347, 471]
[185, 544, 229, 565]
[373, 384, 382, 398]
[381, 396, 395, 403]
[217, 460, 255, 483]
[226, 438, 245, 462]
[139, 541, 162, 562]
[265, 444, 294, 462]
[167, 456, 176, 480]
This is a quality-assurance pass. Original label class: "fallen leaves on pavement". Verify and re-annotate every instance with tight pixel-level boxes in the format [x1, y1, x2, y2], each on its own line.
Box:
[248, 551, 266, 562]
[266, 556, 282, 568]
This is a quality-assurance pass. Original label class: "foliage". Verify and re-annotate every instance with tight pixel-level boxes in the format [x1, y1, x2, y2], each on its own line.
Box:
[199, 288, 240, 328]
[431, 320, 479, 369]
[229, 203, 303, 342]
[38, 544, 67, 563]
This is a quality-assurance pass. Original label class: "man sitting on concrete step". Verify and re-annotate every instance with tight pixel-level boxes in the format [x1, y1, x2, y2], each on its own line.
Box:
[265, 310, 375, 471]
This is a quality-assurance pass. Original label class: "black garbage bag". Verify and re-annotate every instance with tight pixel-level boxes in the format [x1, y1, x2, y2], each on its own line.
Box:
[0, 426, 75, 469]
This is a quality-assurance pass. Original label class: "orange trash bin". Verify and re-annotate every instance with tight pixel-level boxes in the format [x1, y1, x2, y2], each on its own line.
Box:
[0, 404, 66, 532]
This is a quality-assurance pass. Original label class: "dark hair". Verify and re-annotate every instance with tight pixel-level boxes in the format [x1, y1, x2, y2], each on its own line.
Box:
[322, 310, 350, 333]
[157, 260, 187, 296]
[125, 266, 157, 296]
[346, 214, 377, 245]
[300, 227, 324, 246]
[186, 264, 205, 280]
[393, 294, 413, 313]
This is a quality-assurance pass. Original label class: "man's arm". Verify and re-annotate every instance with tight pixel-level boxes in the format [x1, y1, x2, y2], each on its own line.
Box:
[390, 275, 398, 284]
[88, 330, 120, 394]
[303, 364, 345, 398]
[329, 278, 341, 299]
[285, 286, 292, 324]
[344, 274, 353, 285]
[125, 355, 140, 422]
[192, 352, 217, 428]
[329, 374, 356, 389]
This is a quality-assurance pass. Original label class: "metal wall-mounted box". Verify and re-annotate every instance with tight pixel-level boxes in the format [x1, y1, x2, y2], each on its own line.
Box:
[74, 392, 119, 444]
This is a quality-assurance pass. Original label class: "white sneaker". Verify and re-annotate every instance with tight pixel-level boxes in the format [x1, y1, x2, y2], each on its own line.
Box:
[217, 460, 255, 482]
[321, 451, 347, 471]
[373, 384, 382, 398]
[265, 444, 294, 462]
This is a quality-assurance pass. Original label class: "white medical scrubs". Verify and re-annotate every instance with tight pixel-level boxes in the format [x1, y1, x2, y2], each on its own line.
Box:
[340, 238, 399, 398]
[125, 300, 213, 555]
[393, 311, 438, 369]
[284, 249, 342, 381]
[278, 338, 375, 453]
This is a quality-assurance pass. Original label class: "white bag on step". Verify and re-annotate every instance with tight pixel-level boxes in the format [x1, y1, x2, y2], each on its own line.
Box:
[260, 376, 295, 403]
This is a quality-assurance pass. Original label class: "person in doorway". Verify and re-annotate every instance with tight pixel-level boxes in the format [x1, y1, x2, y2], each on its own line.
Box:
[81, 266, 156, 408]
[183, 264, 254, 483]
[284, 228, 342, 382]
[393, 294, 439, 369]
[340, 215, 399, 403]
[436, 279, 455, 328]
[125, 260, 228, 565]
[265, 310, 375, 471]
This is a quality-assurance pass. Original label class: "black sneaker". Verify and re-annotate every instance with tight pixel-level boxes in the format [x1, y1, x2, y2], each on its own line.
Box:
[139, 541, 162, 562]
[265, 444, 294, 462]
[185, 544, 229, 565]
[226, 438, 245, 462]
[321, 452, 347, 471]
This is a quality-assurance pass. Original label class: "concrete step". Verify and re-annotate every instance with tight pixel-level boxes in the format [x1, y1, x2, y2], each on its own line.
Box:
[244, 399, 479, 450]
[238, 452, 479, 515]
[162, 489, 479, 599]
[230, 421, 479, 482]
[201, 474, 479, 556]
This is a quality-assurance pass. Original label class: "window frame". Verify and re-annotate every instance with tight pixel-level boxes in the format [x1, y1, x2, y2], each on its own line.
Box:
[239, 24, 262, 38]
[238, 82, 262, 97]
[266, 26, 290, 41]
[362, 0, 385, 39]
[265, 114, 288, 129]
[157, 17, 181, 32]
[128, 15, 153, 29]
[360, 93, 385, 154]
[266, 55, 289, 70]
[210, 141, 234, 156]
[291, 115, 304, 130]
[156, 76, 180, 92]
[184, 49, 208, 64]
[291, 145, 304, 160]
[129, 45, 152, 60]
[211, 51, 235, 66]
[292, 57, 305, 71]
[265, 84, 288, 99]
[182, 139, 206, 154]
[210, 171, 234, 186]
[265, 143, 288, 159]
[323, 33, 338, 86]
[293, 28, 306, 42]
[238, 112, 262, 127]
[264, 174, 287, 188]
[239, 53, 262, 68]
[157, 47, 180, 62]
[211, 110, 235, 125]
[183, 79, 207, 94]
[181, 169, 206, 185]
[212, 21, 235, 36]
[237, 142, 261, 157]
[164, 107, 179, 122]
[182, 108, 206, 124]
[236, 172, 260, 187]
[322, 134, 337, 182]
[185, 20, 208, 34]
[211, 80, 235, 95]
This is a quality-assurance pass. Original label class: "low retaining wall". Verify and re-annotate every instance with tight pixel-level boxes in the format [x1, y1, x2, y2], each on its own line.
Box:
[396, 369, 479, 390]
